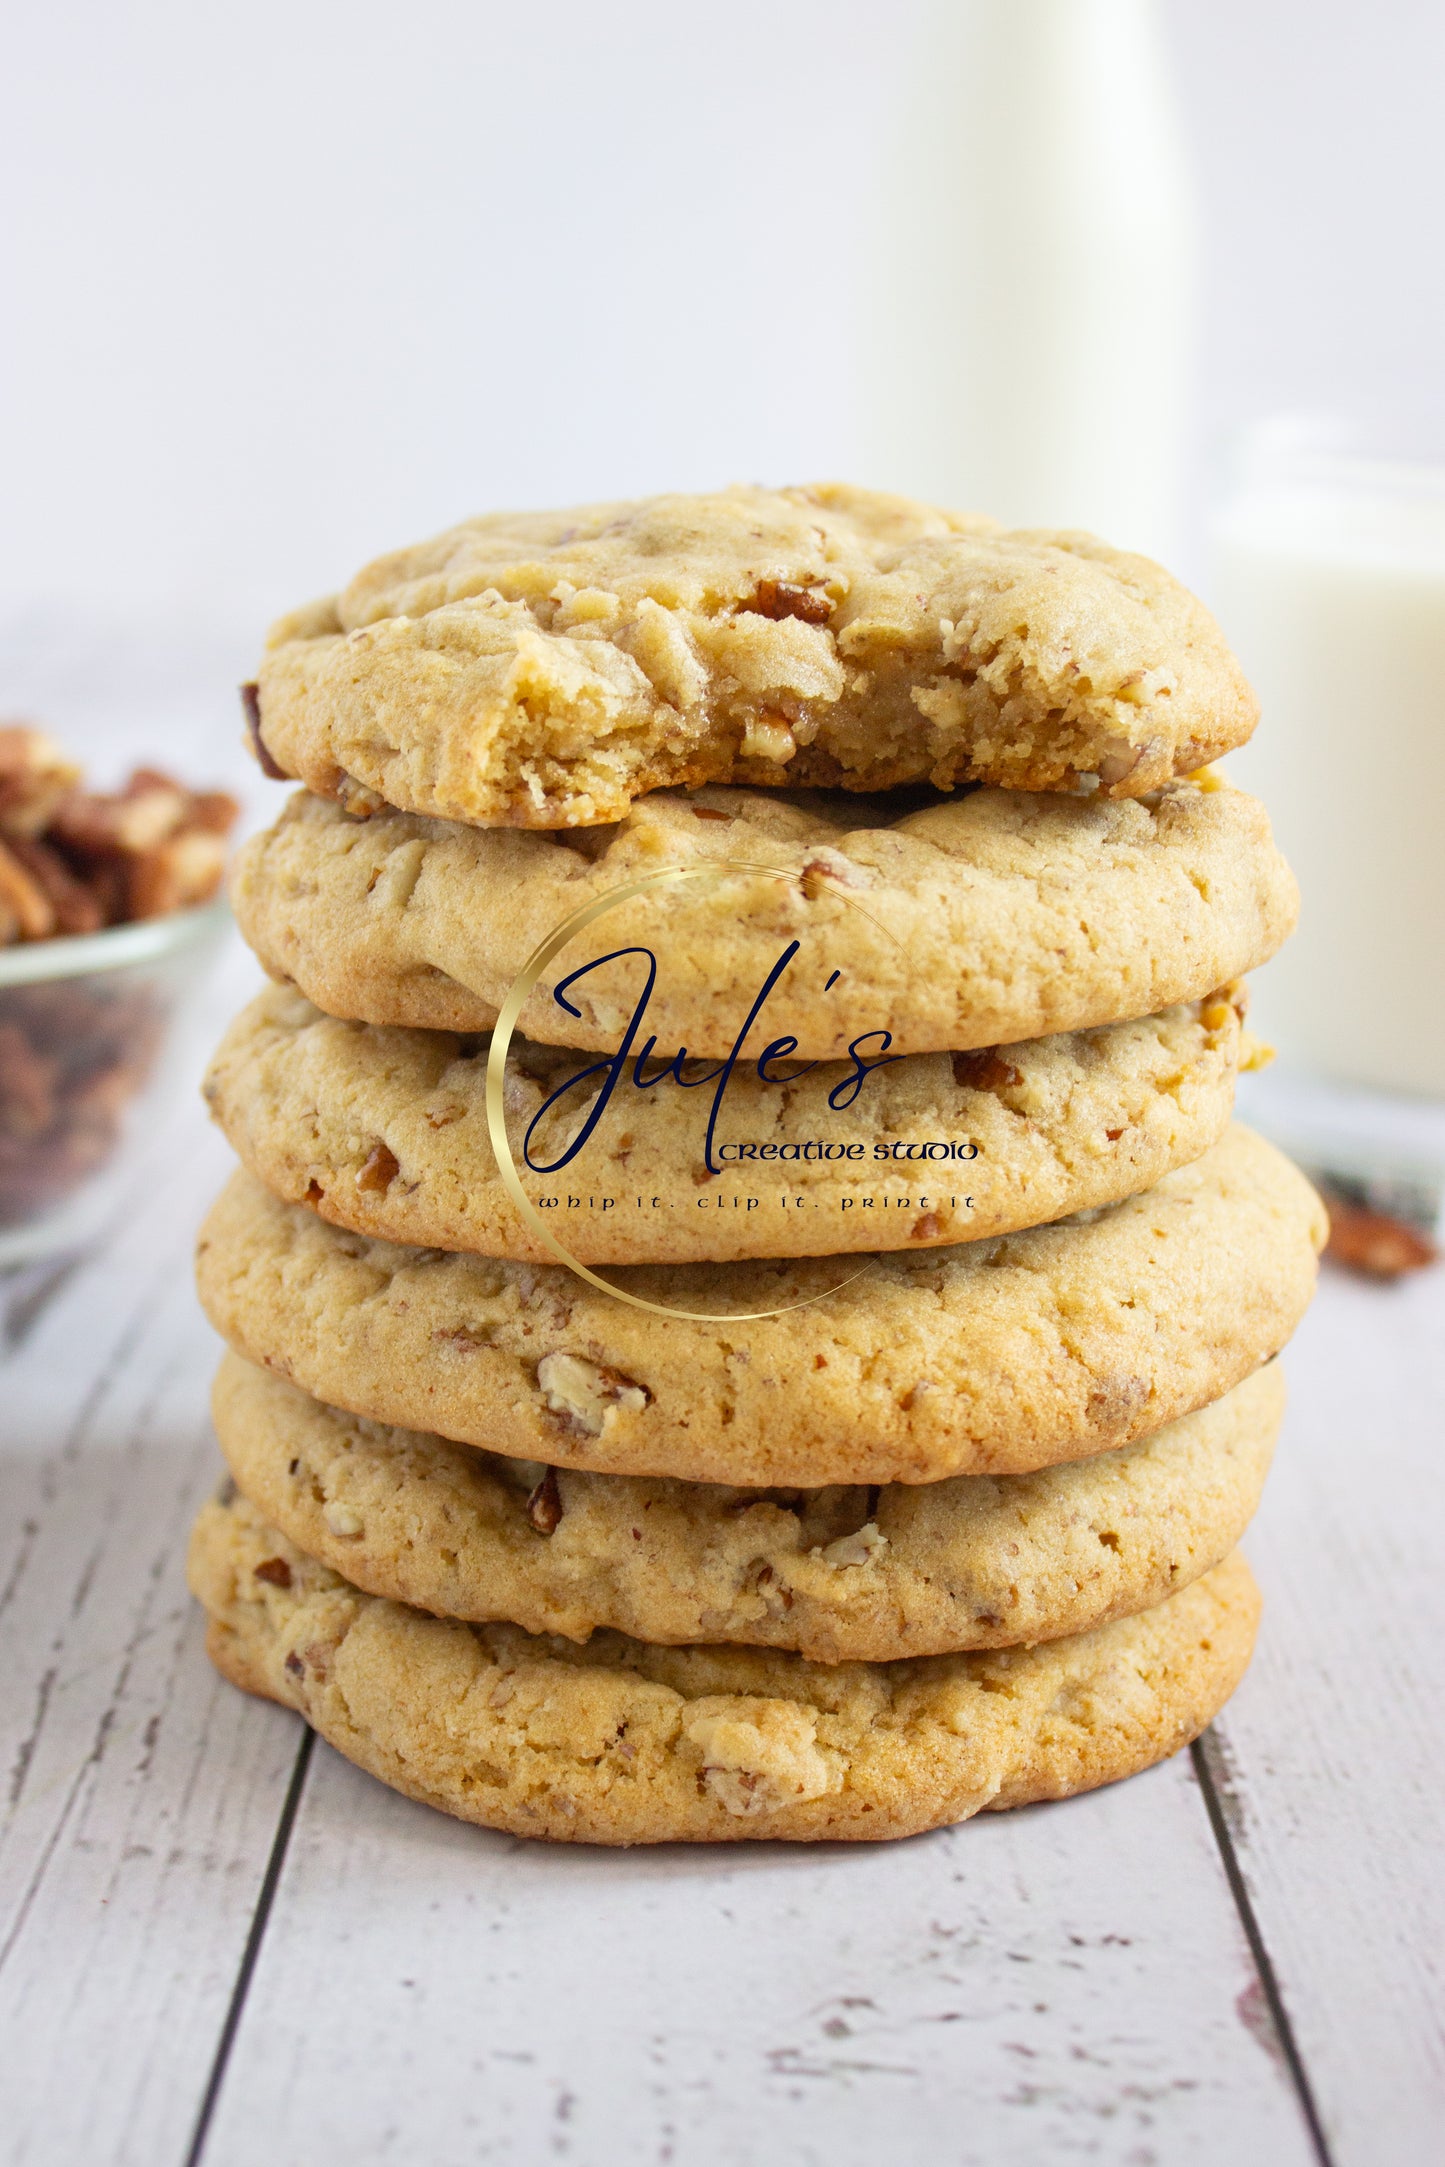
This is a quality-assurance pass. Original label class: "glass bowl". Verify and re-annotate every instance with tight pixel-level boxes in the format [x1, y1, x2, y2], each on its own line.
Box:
[0, 898, 231, 1268]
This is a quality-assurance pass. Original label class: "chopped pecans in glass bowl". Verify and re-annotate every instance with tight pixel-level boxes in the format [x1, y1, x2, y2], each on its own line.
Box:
[0, 726, 240, 1260]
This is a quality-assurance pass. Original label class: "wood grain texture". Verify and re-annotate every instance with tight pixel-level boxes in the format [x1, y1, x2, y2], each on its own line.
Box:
[196, 1743, 1315, 2167]
[0, 955, 303, 2167]
[1207, 1262, 1445, 2165]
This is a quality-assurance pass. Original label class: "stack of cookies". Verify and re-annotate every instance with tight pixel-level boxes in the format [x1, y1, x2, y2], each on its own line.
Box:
[188, 486, 1325, 1845]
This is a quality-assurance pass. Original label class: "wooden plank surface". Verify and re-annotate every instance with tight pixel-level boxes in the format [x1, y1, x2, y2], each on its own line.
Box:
[1204, 1261, 1445, 2166]
[0, 953, 303, 2167]
[198, 1742, 1317, 2167]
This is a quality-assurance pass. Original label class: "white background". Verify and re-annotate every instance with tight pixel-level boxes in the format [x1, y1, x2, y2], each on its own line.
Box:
[3, 0, 1442, 651]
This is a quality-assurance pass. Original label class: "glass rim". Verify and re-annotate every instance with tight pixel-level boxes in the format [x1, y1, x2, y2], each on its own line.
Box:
[1232, 414, 1445, 501]
[0, 895, 231, 988]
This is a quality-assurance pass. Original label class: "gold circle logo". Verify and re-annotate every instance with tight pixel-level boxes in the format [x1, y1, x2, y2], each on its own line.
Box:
[484, 858, 911, 1321]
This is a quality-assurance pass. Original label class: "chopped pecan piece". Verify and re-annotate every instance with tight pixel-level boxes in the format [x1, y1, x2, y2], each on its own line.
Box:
[125, 827, 230, 919]
[188, 790, 242, 834]
[797, 852, 864, 900]
[526, 1466, 563, 1534]
[739, 714, 796, 765]
[2, 835, 104, 934]
[537, 1352, 651, 1434]
[52, 771, 189, 858]
[745, 579, 834, 626]
[356, 1142, 400, 1192]
[48, 766, 239, 925]
[952, 1049, 1023, 1093]
[819, 1519, 887, 1568]
[1323, 1191, 1439, 1280]
[0, 840, 58, 940]
[0, 727, 81, 838]
[241, 682, 288, 778]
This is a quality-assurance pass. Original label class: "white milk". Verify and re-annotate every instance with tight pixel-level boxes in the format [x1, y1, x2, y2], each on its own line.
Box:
[1213, 432, 1445, 1097]
[861, 0, 1196, 561]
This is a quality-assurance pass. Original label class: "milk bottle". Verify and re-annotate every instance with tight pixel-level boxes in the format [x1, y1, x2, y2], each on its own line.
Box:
[862, 0, 1197, 561]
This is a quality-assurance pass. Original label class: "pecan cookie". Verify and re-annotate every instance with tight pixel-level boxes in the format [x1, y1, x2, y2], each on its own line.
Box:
[213, 1353, 1282, 1663]
[231, 778, 1296, 1058]
[195, 1128, 1325, 1487]
[249, 485, 1256, 827]
[203, 982, 1251, 1265]
[190, 1491, 1260, 1845]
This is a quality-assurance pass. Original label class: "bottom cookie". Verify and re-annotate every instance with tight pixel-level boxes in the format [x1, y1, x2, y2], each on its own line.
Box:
[189, 1493, 1259, 1846]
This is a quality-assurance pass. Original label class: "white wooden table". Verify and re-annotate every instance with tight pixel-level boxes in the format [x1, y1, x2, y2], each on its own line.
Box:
[2, 928, 1442, 2167]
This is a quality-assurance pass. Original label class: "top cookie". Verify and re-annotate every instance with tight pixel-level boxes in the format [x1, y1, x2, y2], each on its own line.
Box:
[250, 484, 1257, 828]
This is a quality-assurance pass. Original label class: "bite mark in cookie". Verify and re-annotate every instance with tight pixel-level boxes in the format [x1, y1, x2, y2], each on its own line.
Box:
[249, 485, 1258, 828]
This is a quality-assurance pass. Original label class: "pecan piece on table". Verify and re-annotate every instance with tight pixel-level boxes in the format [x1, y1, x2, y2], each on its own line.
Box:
[1322, 1190, 1439, 1280]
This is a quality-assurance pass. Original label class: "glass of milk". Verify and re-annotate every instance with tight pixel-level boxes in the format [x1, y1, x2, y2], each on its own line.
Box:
[1211, 419, 1445, 1102]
